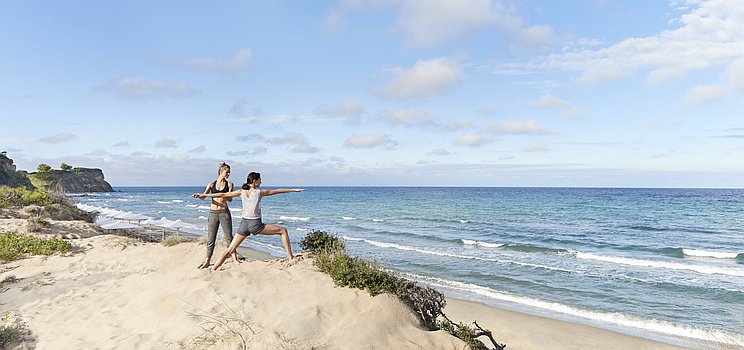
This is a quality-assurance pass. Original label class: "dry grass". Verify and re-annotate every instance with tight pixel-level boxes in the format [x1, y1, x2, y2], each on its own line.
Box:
[0, 312, 33, 349]
[162, 235, 190, 247]
[182, 297, 258, 350]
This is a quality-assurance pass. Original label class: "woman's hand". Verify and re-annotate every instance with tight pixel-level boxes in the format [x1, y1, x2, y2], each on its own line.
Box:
[192, 193, 205, 199]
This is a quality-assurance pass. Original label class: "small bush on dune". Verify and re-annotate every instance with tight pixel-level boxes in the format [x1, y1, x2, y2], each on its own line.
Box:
[300, 230, 505, 349]
[300, 230, 345, 253]
[0, 186, 95, 222]
[0, 232, 70, 262]
[0, 312, 33, 349]
[162, 235, 189, 247]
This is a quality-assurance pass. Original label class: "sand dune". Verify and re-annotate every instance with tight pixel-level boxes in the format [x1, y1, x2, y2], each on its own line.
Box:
[2, 234, 464, 349]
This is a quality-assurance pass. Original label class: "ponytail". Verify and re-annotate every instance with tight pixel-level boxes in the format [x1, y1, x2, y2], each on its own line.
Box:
[242, 172, 260, 190]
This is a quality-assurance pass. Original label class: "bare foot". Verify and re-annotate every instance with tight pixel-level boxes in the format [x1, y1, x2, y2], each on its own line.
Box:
[197, 261, 211, 269]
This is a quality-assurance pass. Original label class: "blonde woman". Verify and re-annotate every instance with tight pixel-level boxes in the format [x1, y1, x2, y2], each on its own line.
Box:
[194, 172, 303, 271]
[194, 162, 241, 269]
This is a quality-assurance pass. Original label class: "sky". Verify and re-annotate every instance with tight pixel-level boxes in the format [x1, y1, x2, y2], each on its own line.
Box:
[1, 0, 743, 188]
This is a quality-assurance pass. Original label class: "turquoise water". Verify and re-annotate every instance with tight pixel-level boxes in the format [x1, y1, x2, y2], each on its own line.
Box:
[73, 187, 744, 345]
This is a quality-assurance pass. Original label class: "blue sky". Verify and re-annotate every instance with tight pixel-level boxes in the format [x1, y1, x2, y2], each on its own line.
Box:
[1, 0, 743, 187]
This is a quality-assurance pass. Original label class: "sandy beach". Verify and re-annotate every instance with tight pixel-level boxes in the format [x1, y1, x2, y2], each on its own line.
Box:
[0, 219, 703, 350]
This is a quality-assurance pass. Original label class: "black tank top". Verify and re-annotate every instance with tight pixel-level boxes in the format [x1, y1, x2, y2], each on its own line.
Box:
[209, 180, 230, 194]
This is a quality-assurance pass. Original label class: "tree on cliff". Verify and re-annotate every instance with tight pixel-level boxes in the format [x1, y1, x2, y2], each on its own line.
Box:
[60, 163, 72, 171]
[37, 164, 52, 172]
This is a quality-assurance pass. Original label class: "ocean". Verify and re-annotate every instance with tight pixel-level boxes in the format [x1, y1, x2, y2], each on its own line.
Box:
[72, 186, 744, 346]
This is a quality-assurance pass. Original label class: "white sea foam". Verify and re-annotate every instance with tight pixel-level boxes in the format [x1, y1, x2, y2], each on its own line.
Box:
[197, 205, 210, 210]
[576, 252, 744, 277]
[117, 199, 129, 201]
[459, 220, 469, 224]
[157, 201, 170, 204]
[186, 204, 198, 208]
[296, 228, 310, 232]
[230, 208, 241, 213]
[279, 216, 310, 222]
[198, 216, 207, 220]
[172, 200, 184, 203]
[247, 240, 284, 254]
[343, 236, 570, 272]
[461, 239, 504, 248]
[372, 218, 384, 222]
[342, 216, 355, 220]
[683, 249, 739, 259]
[399, 272, 736, 343]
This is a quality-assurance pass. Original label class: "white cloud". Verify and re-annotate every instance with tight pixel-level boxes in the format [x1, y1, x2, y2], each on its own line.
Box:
[226, 147, 267, 156]
[379, 108, 472, 131]
[314, 99, 366, 125]
[379, 57, 464, 100]
[454, 134, 492, 147]
[112, 141, 130, 147]
[483, 0, 744, 104]
[486, 120, 548, 134]
[380, 108, 435, 127]
[177, 48, 252, 75]
[528, 1, 744, 87]
[155, 138, 180, 148]
[325, 0, 554, 49]
[269, 114, 328, 123]
[684, 84, 728, 105]
[444, 119, 473, 131]
[536, 94, 579, 117]
[188, 145, 206, 153]
[428, 148, 451, 156]
[39, 133, 76, 144]
[344, 134, 396, 148]
[235, 134, 265, 143]
[522, 142, 549, 152]
[235, 132, 320, 153]
[98, 77, 199, 98]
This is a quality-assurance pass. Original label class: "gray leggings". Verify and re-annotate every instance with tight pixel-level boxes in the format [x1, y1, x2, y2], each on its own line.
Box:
[206, 209, 234, 259]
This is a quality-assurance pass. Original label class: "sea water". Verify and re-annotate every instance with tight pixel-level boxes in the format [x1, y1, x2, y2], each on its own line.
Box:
[72, 187, 744, 346]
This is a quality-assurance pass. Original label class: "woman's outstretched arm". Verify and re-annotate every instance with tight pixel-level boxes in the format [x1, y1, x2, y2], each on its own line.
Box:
[193, 189, 242, 199]
[260, 188, 304, 197]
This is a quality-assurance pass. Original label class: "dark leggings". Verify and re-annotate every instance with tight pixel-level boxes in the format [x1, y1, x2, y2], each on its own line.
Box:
[206, 209, 233, 259]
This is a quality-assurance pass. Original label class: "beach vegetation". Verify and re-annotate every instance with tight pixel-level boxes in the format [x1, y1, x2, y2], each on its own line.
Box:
[183, 298, 257, 350]
[300, 230, 505, 350]
[0, 232, 70, 262]
[26, 215, 49, 232]
[162, 235, 189, 247]
[60, 163, 72, 171]
[36, 164, 51, 172]
[0, 186, 95, 222]
[0, 312, 33, 349]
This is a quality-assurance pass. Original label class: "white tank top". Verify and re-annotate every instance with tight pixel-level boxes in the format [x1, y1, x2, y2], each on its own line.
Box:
[240, 188, 262, 219]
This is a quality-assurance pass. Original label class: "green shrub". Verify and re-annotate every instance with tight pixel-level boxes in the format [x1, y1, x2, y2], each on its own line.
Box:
[0, 232, 70, 262]
[300, 230, 345, 253]
[20, 189, 50, 206]
[0, 186, 94, 222]
[0, 187, 49, 207]
[303, 230, 503, 349]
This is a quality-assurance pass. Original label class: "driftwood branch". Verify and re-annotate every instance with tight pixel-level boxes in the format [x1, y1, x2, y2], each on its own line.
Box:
[441, 313, 506, 350]
[473, 320, 506, 350]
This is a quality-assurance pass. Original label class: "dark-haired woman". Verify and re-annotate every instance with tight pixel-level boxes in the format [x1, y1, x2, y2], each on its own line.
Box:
[193, 172, 303, 271]
[193, 162, 241, 269]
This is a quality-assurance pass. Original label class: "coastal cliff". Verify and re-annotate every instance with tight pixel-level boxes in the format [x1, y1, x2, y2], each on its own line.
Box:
[28, 168, 114, 193]
[0, 152, 113, 192]
[0, 152, 34, 189]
